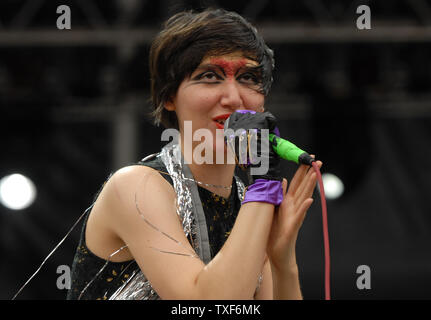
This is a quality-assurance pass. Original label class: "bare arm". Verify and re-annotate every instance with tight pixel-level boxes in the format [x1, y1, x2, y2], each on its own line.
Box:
[97, 165, 275, 299]
[271, 263, 302, 300]
[195, 200, 274, 299]
[253, 257, 273, 300]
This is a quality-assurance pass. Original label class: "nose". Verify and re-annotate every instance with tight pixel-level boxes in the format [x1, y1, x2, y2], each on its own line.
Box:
[220, 80, 244, 111]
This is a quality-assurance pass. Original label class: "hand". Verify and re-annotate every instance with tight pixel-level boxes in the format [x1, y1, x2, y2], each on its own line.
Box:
[225, 110, 281, 184]
[267, 159, 323, 272]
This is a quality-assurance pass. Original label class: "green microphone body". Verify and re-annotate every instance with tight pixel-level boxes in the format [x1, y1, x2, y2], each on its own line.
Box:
[269, 133, 315, 165]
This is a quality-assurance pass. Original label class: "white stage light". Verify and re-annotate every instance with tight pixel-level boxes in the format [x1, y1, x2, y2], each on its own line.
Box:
[0, 174, 37, 210]
[322, 173, 344, 200]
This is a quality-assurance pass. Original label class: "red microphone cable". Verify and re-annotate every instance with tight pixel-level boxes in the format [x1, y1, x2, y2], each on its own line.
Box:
[312, 161, 331, 300]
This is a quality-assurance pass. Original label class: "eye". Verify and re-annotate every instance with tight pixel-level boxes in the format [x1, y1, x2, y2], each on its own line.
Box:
[237, 72, 260, 85]
[194, 71, 222, 82]
[203, 72, 218, 80]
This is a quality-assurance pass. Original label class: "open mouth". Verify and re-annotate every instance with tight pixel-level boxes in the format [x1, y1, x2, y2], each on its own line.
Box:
[214, 119, 225, 129]
[213, 114, 231, 130]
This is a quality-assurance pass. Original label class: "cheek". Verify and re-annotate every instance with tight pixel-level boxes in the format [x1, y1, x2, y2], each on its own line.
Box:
[175, 92, 217, 129]
[184, 91, 217, 113]
[196, 94, 217, 112]
[244, 92, 265, 111]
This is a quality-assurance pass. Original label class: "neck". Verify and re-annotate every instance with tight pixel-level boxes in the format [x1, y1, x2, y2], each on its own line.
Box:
[179, 139, 235, 198]
[188, 162, 236, 198]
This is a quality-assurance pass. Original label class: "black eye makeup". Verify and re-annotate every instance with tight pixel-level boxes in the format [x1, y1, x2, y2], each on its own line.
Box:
[236, 71, 261, 84]
[236, 66, 264, 91]
[190, 63, 264, 91]
[192, 70, 223, 82]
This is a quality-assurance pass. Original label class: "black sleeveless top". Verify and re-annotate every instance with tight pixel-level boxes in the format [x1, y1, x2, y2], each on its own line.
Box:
[66, 156, 241, 300]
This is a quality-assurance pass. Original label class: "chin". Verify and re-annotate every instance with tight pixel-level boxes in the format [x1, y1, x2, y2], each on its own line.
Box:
[213, 137, 233, 165]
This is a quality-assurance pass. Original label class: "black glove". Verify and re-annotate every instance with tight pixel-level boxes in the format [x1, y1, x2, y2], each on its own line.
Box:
[224, 110, 282, 185]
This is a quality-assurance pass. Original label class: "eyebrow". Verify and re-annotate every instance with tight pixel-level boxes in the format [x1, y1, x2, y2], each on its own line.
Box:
[194, 64, 226, 76]
[193, 63, 261, 77]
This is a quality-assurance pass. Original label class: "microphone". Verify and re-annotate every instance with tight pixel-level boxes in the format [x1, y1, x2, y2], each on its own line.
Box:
[269, 133, 315, 166]
[224, 110, 315, 166]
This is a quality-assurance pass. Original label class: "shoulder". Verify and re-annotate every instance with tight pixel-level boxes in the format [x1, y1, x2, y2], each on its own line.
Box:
[85, 164, 178, 263]
[88, 163, 177, 244]
[113, 164, 160, 187]
[89, 164, 175, 228]
[108, 165, 175, 213]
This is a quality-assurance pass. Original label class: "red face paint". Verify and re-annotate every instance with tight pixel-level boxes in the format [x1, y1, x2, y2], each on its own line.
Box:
[209, 58, 248, 78]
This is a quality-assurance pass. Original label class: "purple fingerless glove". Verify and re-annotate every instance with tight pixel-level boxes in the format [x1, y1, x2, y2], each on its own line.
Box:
[242, 179, 283, 206]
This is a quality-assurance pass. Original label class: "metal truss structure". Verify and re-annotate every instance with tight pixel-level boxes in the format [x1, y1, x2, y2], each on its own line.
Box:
[1, 0, 431, 44]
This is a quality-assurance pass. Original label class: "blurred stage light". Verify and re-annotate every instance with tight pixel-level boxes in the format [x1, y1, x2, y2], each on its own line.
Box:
[322, 173, 344, 200]
[0, 173, 36, 210]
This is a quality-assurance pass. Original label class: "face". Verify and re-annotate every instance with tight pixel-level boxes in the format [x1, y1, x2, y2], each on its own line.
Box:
[165, 52, 265, 162]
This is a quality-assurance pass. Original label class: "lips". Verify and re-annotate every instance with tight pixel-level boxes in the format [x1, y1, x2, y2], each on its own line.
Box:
[212, 113, 231, 130]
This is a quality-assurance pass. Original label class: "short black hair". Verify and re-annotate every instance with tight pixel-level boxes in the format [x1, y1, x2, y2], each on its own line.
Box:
[149, 8, 275, 128]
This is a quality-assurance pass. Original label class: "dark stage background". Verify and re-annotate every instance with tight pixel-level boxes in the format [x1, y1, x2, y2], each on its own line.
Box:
[1, 0, 431, 300]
